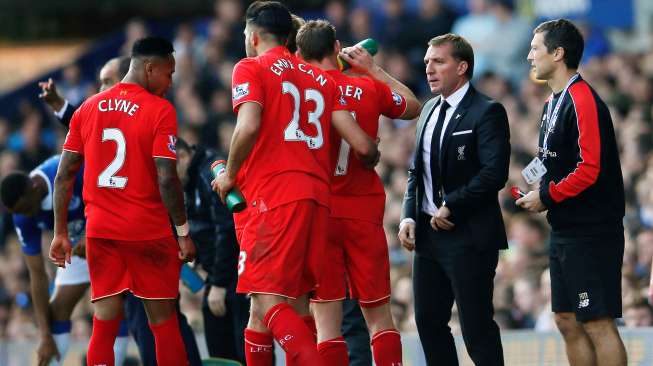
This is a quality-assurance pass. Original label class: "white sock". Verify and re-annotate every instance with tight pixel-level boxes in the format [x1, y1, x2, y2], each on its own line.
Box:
[50, 332, 70, 366]
[113, 336, 129, 366]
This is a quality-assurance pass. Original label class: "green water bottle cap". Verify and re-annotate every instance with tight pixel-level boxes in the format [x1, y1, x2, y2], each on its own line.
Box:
[210, 160, 247, 213]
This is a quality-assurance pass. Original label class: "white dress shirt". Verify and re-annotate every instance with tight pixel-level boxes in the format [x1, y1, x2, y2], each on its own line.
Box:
[54, 100, 70, 119]
[400, 82, 469, 230]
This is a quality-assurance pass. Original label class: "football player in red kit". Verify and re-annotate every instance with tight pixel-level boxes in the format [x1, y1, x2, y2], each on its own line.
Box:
[212, 2, 379, 365]
[296, 20, 421, 365]
[50, 37, 195, 366]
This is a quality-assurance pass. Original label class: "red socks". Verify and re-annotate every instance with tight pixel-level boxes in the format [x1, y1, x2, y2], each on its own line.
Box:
[87, 316, 122, 366]
[149, 313, 188, 366]
[371, 329, 403, 366]
[264, 303, 323, 365]
[245, 328, 274, 366]
[317, 336, 349, 365]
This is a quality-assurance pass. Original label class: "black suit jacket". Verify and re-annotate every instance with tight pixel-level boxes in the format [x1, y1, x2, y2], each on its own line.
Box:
[401, 85, 510, 252]
[56, 101, 76, 127]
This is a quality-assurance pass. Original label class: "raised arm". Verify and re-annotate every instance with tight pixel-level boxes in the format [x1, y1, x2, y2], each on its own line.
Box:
[332, 110, 379, 168]
[38, 78, 75, 127]
[340, 45, 421, 119]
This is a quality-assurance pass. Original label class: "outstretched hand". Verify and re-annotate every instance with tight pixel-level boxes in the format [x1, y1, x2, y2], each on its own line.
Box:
[38, 78, 65, 112]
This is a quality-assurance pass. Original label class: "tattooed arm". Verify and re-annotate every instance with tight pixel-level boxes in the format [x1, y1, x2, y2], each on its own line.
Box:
[155, 157, 196, 262]
[50, 151, 83, 267]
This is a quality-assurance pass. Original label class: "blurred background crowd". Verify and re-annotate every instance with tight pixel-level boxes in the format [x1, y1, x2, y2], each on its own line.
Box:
[1, 0, 653, 350]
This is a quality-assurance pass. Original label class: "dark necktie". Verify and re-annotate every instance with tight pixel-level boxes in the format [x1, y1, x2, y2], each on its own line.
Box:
[429, 99, 449, 207]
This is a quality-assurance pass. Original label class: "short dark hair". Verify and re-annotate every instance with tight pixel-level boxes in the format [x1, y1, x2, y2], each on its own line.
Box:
[245, 1, 293, 42]
[132, 36, 174, 58]
[296, 20, 336, 62]
[0, 172, 30, 209]
[429, 33, 475, 79]
[286, 14, 306, 54]
[117, 56, 131, 78]
[533, 19, 584, 70]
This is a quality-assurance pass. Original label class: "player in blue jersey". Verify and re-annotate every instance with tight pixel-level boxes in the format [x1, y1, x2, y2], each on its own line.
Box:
[0, 155, 129, 366]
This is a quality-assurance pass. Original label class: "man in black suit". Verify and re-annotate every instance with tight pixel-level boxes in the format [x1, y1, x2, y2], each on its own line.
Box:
[398, 33, 510, 366]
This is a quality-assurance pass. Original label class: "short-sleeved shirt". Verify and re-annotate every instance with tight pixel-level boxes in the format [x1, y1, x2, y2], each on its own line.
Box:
[327, 70, 407, 224]
[231, 46, 348, 211]
[63, 82, 178, 241]
[13, 155, 86, 255]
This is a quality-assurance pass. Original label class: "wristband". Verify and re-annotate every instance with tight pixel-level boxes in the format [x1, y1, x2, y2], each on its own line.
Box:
[176, 222, 190, 237]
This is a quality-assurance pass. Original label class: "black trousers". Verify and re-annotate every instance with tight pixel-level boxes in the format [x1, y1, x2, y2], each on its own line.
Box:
[413, 213, 503, 366]
[202, 285, 251, 364]
[342, 298, 372, 366]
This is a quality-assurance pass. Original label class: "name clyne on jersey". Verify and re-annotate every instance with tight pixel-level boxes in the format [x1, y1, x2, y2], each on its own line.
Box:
[98, 99, 140, 116]
[269, 58, 328, 87]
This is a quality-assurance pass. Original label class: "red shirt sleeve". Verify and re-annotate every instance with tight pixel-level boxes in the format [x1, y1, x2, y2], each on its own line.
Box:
[374, 79, 407, 119]
[63, 107, 84, 155]
[232, 59, 264, 113]
[152, 103, 178, 160]
[547, 81, 601, 203]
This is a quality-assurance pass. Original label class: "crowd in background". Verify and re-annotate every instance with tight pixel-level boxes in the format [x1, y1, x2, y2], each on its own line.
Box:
[1, 0, 653, 346]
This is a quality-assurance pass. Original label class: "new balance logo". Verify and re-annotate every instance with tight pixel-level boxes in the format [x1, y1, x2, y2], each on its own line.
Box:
[578, 292, 589, 308]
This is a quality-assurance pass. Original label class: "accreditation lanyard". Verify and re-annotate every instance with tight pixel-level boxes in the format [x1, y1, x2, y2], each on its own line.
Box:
[542, 73, 579, 157]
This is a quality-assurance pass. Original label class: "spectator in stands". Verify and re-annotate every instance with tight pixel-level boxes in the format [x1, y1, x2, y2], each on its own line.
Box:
[408, 0, 457, 62]
[452, 0, 498, 78]
[57, 63, 93, 107]
[378, 0, 413, 52]
[485, 0, 532, 87]
[120, 18, 149, 56]
[512, 275, 540, 328]
[534, 268, 556, 331]
[624, 299, 653, 327]
[325, 0, 353, 45]
[350, 8, 373, 42]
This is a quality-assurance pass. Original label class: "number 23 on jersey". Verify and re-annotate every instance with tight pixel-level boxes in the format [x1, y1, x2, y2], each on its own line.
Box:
[282, 81, 325, 150]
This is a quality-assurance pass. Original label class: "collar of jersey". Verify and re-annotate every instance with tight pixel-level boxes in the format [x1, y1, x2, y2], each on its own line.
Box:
[263, 45, 291, 57]
[115, 82, 145, 92]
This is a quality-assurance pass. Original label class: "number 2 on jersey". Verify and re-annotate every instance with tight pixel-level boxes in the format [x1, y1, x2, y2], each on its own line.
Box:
[98, 128, 128, 188]
[282, 81, 324, 149]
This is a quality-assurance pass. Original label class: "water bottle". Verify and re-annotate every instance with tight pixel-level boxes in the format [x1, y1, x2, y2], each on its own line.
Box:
[337, 38, 379, 71]
[210, 160, 247, 213]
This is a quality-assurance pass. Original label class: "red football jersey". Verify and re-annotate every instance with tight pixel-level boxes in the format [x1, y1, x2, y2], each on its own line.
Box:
[327, 70, 407, 224]
[63, 82, 177, 241]
[231, 46, 347, 211]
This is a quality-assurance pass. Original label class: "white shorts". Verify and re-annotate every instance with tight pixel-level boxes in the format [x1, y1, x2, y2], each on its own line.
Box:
[54, 255, 90, 286]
